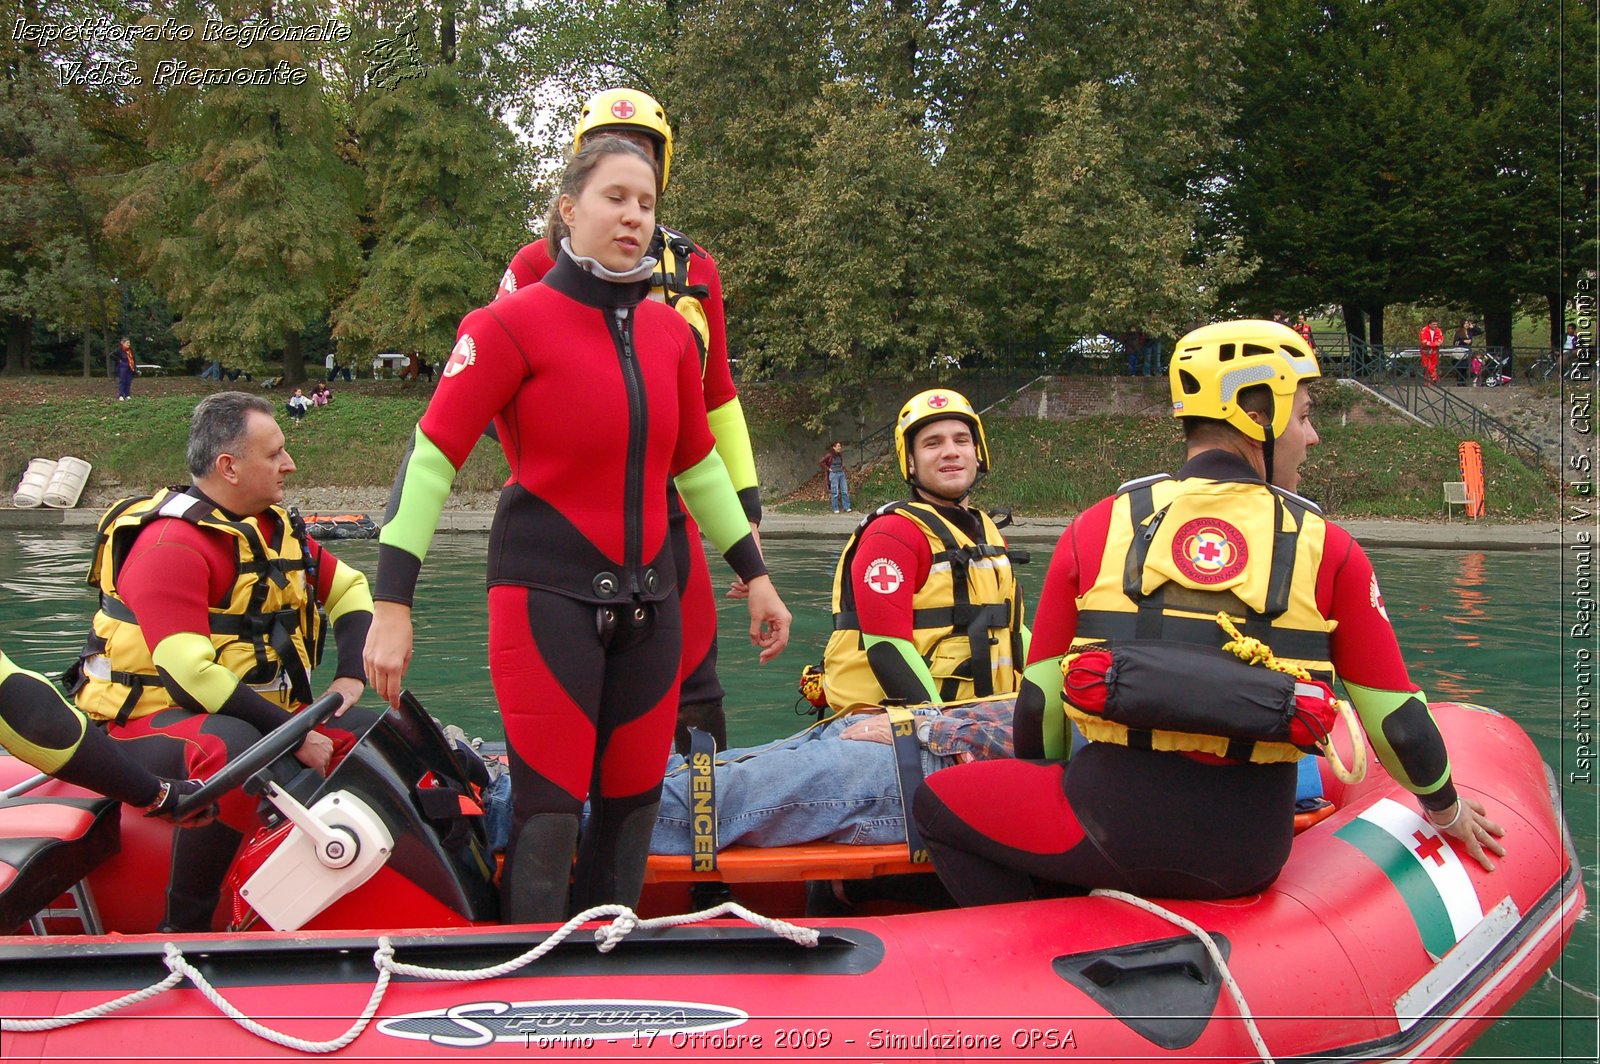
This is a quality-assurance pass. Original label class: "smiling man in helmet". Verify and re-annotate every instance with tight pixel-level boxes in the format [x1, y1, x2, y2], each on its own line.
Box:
[913, 320, 1504, 907]
[496, 88, 759, 758]
[821, 389, 1026, 716]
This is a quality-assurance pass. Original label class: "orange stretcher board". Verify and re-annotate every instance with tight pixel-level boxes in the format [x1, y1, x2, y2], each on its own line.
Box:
[1458, 441, 1486, 518]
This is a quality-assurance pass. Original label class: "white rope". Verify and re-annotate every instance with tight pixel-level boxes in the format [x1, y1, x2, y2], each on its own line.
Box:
[1089, 888, 1275, 1064]
[0, 969, 185, 1032]
[0, 902, 817, 1051]
[163, 940, 396, 1054]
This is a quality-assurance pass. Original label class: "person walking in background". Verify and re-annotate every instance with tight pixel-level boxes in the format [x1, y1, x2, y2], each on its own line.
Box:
[1419, 320, 1444, 383]
[325, 351, 352, 383]
[116, 337, 137, 400]
[820, 441, 851, 513]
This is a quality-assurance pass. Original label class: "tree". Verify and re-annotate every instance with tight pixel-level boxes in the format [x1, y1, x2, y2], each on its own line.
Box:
[1221, 0, 1594, 349]
[106, 0, 359, 383]
[333, 7, 529, 362]
[0, 66, 118, 376]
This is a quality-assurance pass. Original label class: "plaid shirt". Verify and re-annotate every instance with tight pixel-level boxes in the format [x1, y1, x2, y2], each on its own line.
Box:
[923, 697, 1015, 762]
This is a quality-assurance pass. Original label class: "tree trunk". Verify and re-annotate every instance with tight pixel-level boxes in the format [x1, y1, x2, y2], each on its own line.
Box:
[102, 331, 113, 376]
[1364, 303, 1385, 347]
[1483, 306, 1514, 352]
[3, 315, 30, 375]
[81, 330, 91, 377]
[1340, 303, 1365, 342]
[1548, 292, 1564, 349]
[284, 329, 306, 385]
[441, 0, 456, 64]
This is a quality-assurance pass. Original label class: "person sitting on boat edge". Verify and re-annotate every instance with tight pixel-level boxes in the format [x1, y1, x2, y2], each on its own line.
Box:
[494, 88, 761, 759]
[912, 318, 1505, 907]
[68, 391, 376, 931]
[820, 388, 1027, 719]
[1, 645, 209, 823]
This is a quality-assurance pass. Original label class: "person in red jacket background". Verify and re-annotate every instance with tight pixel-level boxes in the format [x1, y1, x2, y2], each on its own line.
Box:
[1419, 320, 1444, 383]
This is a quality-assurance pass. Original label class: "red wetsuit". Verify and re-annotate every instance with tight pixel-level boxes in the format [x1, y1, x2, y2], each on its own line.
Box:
[499, 234, 747, 749]
[108, 502, 371, 929]
[913, 450, 1456, 905]
[380, 253, 765, 920]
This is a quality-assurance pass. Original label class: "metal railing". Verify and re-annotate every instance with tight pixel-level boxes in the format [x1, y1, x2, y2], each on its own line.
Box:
[1360, 377, 1543, 469]
[746, 331, 1560, 471]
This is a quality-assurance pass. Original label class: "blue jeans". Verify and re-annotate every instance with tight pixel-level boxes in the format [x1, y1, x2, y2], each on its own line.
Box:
[828, 470, 850, 512]
[650, 716, 952, 853]
[483, 713, 951, 855]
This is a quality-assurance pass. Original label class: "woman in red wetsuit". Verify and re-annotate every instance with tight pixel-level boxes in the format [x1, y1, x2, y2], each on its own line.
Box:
[363, 138, 790, 923]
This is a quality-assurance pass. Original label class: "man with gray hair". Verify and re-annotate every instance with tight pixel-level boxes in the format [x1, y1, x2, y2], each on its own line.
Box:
[71, 391, 375, 931]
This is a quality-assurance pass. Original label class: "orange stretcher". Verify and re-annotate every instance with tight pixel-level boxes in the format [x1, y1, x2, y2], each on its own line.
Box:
[1458, 441, 1486, 518]
[641, 801, 1340, 885]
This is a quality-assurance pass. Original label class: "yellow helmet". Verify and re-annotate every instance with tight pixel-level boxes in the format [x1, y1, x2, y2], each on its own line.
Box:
[1168, 319, 1320, 441]
[574, 88, 673, 190]
[894, 388, 990, 483]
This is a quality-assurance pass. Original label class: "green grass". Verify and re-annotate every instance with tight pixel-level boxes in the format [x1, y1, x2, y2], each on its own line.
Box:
[0, 379, 507, 495]
[0, 375, 1559, 521]
[820, 384, 1557, 521]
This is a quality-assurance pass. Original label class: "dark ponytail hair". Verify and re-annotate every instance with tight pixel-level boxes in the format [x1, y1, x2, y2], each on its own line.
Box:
[543, 135, 659, 258]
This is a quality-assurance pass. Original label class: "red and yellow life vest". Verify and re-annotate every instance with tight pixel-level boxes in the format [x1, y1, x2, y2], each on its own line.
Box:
[823, 502, 1022, 713]
[1065, 474, 1334, 763]
[74, 489, 325, 725]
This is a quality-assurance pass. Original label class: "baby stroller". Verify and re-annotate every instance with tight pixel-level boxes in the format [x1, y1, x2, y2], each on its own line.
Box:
[1475, 350, 1512, 387]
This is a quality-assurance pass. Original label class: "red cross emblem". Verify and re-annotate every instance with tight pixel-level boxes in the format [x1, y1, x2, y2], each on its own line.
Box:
[1170, 518, 1248, 585]
[443, 335, 476, 378]
[927, 394, 949, 409]
[1412, 829, 1447, 866]
[611, 99, 637, 120]
[864, 557, 904, 595]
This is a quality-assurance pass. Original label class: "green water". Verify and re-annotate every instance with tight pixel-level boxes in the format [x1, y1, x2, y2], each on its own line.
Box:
[0, 530, 1594, 1059]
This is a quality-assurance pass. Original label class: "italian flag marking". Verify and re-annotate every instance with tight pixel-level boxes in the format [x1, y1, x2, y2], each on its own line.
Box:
[1334, 797, 1484, 959]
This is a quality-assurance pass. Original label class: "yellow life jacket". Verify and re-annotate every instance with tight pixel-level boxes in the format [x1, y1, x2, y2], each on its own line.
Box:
[1064, 474, 1334, 763]
[649, 225, 711, 368]
[823, 502, 1023, 713]
[73, 488, 325, 725]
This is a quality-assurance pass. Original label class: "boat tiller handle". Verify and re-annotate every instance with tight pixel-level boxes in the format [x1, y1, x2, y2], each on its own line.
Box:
[258, 778, 358, 869]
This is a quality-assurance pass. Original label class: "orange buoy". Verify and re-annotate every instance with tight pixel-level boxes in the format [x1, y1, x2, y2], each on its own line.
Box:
[1458, 440, 1485, 518]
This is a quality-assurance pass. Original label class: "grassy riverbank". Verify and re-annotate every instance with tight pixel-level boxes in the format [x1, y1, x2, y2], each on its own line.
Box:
[0, 376, 1561, 520]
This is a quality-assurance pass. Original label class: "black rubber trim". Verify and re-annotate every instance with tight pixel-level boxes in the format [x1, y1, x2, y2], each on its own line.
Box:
[0, 925, 887, 991]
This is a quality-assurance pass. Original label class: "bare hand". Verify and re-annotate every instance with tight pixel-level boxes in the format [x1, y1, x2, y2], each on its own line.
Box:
[743, 574, 791, 665]
[295, 730, 335, 775]
[1430, 796, 1506, 873]
[321, 675, 365, 717]
[363, 601, 414, 709]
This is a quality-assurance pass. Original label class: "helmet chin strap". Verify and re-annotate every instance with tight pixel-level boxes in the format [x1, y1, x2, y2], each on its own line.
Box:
[1259, 394, 1277, 486]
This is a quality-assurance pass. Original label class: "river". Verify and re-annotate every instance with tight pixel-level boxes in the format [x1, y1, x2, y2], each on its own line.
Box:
[0, 530, 1593, 1059]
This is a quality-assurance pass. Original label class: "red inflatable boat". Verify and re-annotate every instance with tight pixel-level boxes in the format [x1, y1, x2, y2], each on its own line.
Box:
[0, 699, 1582, 1062]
